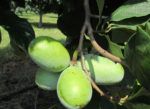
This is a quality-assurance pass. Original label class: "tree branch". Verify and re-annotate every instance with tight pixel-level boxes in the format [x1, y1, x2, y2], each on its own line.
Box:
[83, 0, 126, 66]
[76, 0, 128, 102]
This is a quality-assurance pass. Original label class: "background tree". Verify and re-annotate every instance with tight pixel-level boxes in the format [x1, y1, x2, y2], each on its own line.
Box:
[26, 0, 60, 27]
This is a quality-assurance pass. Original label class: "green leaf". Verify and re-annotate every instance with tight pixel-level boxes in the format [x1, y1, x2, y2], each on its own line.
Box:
[111, 24, 137, 32]
[124, 87, 150, 109]
[111, 29, 133, 43]
[125, 103, 150, 109]
[110, 15, 150, 31]
[130, 80, 142, 96]
[110, 0, 150, 21]
[1, 10, 35, 52]
[85, 91, 115, 109]
[96, 0, 104, 29]
[108, 16, 150, 43]
[105, 36, 124, 58]
[127, 87, 150, 103]
[124, 26, 150, 91]
[145, 22, 150, 35]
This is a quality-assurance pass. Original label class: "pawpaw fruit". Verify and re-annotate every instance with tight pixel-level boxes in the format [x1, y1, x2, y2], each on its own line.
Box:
[28, 36, 70, 72]
[57, 66, 92, 109]
[35, 68, 60, 90]
[77, 54, 124, 85]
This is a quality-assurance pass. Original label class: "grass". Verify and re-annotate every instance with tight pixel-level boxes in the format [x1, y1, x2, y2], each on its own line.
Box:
[19, 12, 66, 43]
[0, 12, 66, 63]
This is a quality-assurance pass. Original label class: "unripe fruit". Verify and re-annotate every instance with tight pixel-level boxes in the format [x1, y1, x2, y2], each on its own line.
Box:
[77, 54, 124, 85]
[28, 36, 70, 72]
[35, 68, 60, 90]
[57, 66, 92, 109]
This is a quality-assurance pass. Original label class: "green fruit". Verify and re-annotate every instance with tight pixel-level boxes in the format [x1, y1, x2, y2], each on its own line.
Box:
[35, 68, 60, 90]
[77, 54, 124, 85]
[28, 36, 70, 72]
[57, 66, 92, 109]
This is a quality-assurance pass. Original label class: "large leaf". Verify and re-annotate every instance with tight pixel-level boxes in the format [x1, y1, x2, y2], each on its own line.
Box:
[124, 87, 150, 109]
[110, 0, 150, 21]
[108, 16, 150, 43]
[1, 10, 35, 52]
[110, 15, 150, 31]
[96, 0, 104, 29]
[124, 26, 150, 91]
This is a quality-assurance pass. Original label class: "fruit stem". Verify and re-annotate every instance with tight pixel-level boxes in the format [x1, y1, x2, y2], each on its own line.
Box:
[70, 49, 78, 65]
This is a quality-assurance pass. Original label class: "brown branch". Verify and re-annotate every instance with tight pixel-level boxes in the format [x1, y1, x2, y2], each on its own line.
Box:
[91, 40, 126, 64]
[83, 0, 126, 66]
[77, 1, 106, 96]
[76, 0, 128, 103]
[80, 52, 105, 96]
[89, 14, 108, 19]
[78, 23, 87, 52]
[76, 0, 112, 100]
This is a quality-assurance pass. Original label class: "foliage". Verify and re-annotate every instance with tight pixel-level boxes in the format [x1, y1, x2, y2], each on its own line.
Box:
[124, 25, 150, 91]
[26, 0, 59, 13]
[0, 0, 35, 56]
[0, 0, 150, 109]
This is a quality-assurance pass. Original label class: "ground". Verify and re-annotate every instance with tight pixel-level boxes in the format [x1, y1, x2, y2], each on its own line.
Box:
[0, 13, 66, 109]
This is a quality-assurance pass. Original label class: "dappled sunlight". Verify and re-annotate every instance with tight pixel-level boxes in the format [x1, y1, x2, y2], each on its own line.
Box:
[19, 13, 67, 44]
[0, 13, 67, 63]
[0, 27, 10, 48]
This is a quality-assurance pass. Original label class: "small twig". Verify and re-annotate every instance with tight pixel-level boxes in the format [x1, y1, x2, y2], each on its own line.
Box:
[78, 24, 87, 52]
[93, 30, 106, 33]
[89, 14, 99, 19]
[119, 95, 128, 103]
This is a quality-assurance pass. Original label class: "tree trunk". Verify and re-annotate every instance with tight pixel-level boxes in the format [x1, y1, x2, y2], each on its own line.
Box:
[38, 11, 43, 28]
[38, 0, 43, 28]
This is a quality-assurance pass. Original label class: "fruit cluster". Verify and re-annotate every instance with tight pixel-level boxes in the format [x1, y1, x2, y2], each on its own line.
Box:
[28, 36, 124, 109]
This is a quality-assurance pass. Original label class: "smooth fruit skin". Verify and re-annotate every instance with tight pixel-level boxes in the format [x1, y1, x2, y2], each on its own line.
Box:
[35, 68, 60, 90]
[28, 36, 70, 72]
[77, 54, 124, 85]
[57, 66, 92, 109]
